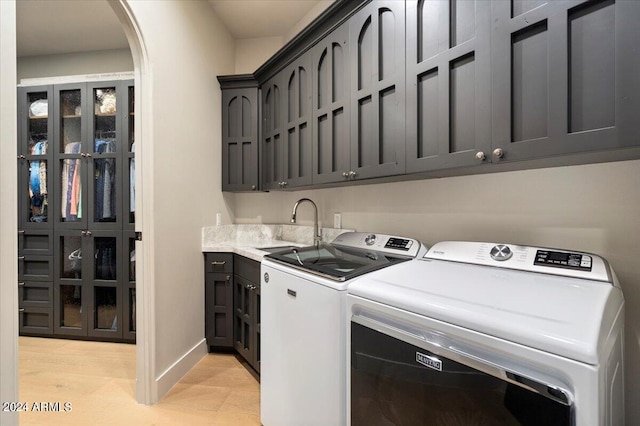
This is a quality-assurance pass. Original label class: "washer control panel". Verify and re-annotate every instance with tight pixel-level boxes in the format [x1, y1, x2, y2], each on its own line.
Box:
[424, 241, 611, 283]
[331, 232, 424, 258]
[534, 250, 592, 271]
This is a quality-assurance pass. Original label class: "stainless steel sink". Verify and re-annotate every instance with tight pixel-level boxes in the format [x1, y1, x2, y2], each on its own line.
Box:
[257, 245, 299, 254]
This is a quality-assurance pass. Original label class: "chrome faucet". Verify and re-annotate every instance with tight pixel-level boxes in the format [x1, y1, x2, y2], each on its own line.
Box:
[291, 198, 321, 247]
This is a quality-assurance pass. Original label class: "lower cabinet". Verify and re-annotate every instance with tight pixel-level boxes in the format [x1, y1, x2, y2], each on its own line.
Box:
[204, 252, 261, 374]
[18, 229, 135, 343]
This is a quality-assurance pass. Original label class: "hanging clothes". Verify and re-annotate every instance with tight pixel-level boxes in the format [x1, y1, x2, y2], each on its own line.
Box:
[94, 139, 116, 221]
[28, 140, 48, 222]
[130, 142, 135, 213]
[61, 142, 82, 221]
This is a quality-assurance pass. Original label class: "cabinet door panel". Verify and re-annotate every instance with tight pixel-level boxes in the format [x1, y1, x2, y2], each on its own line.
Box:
[18, 86, 54, 229]
[283, 52, 313, 188]
[350, 1, 406, 180]
[406, 0, 491, 173]
[491, 0, 640, 162]
[222, 86, 259, 192]
[312, 23, 351, 184]
[87, 82, 123, 230]
[261, 75, 285, 190]
[206, 272, 234, 348]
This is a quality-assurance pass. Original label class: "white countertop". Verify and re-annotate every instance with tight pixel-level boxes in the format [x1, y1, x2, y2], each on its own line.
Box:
[202, 224, 353, 262]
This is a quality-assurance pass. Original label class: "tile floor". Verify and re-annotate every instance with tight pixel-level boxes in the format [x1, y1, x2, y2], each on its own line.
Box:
[18, 337, 260, 425]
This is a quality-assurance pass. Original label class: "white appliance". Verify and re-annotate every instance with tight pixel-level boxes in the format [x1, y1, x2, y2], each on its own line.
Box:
[261, 232, 426, 426]
[347, 241, 625, 426]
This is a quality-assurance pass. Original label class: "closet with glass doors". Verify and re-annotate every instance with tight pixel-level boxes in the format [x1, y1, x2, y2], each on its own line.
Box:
[17, 79, 136, 342]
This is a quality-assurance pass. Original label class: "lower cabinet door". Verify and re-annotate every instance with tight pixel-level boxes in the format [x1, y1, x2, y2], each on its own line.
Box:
[234, 275, 254, 365]
[205, 272, 234, 348]
[19, 307, 53, 335]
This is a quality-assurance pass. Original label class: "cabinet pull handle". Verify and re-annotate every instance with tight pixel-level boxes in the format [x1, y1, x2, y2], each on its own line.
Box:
[211, 261, 226, 266]
[81, 152, 86, 158]
[18, 282, 25, 287]
[86, 231, 92, 236]
[19, 308, 25, 313]
[18, 230, 25, 234]
[18, 256, 25, 260]
[226, 275, 231, 281]
[86, 153, 92, 158]
[17, 155, 25, 160]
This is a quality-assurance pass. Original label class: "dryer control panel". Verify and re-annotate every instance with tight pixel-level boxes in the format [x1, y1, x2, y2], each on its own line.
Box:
[424, 241, 612, 283]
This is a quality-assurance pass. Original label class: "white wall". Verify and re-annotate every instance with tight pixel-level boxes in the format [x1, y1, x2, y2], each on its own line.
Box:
[235, 36, 283, 74]
[0, 1, 18, 425]
[125, 0, 235, 399]
[234, 159, 640, 424]
[17, 48, 133, 81]
[283, 0, 335, 43]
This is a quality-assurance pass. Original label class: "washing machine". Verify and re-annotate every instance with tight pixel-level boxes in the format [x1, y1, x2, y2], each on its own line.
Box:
[347, 241, 625, 425]
[261, 232, 426, 426]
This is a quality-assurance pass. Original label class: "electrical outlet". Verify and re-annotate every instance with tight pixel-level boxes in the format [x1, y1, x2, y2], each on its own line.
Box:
[334, 213, 342, 229]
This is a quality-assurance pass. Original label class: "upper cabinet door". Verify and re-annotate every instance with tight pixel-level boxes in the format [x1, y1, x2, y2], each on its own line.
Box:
[312, 23, 351, 185]
[18, 85, 54, 228]
[491, 0, 640, 162]
[350, 1, 406, 180]
[406, 0, 492, 173]
[53, 83, 89, 229]
[87, 82, 123, 230]
[261, 74, 285, 190]
[282, 51, 313, 188]
[221, 86, 259, 192]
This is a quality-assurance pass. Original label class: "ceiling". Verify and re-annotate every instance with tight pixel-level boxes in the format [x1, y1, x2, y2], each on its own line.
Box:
[16, 0, 322, 58]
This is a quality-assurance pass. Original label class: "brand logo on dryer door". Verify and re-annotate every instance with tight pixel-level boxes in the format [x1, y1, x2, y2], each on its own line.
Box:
[416, 352, 442, 371]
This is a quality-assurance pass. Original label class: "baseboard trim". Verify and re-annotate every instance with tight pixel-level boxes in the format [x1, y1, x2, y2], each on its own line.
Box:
[155, 338, 208, 400]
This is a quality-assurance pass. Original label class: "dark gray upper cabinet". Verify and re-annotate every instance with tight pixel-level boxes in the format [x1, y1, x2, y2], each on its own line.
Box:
[261, 73, 285, 190]
[405, 0, 492, 173]
[281, 51, 314, 188]
[219, 76, 259, 192]
[312, 22, 351, 185]
[491, 0, 640, 163]
[349, 0, 406, 180]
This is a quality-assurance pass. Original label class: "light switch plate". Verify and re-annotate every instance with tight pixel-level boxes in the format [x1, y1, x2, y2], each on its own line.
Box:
[334, 213, 342, 229]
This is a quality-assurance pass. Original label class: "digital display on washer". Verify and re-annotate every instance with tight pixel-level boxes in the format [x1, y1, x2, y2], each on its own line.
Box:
[534, 250, 592, 271]
[384, 238, 412, 251]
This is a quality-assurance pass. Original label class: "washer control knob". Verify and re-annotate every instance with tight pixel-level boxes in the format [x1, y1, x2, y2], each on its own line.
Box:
[364, 234, 377, 246]
[490, 244, 513, 261]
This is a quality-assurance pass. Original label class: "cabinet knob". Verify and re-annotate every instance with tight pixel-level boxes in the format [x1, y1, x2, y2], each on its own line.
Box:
[342, 172, 349, 178]
[17, 155, 25, 160]
[86, 231, 92, 236]
[475, 151, 486, 161]
[226, 275, 231, 281]
[349, 171, 357, 179]
[251, 185, 256, 190]
[86, 153, 92, 158]
[80, 152, 86, 158]
[282, 181, 287, 187]
[492, 148, 504, 159]
[81, 230, 87, 236]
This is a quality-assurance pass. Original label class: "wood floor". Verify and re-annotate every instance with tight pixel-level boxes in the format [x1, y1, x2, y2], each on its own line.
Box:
[18, 337, 260, 425]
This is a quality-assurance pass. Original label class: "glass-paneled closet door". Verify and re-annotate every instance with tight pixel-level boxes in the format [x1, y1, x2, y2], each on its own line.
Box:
[19, 86, 54, 227]
[88, 82, 123, 230]
[124, 83, 135, 230]
[54, 83, 88, 228]
[88, 231, 122, 339]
